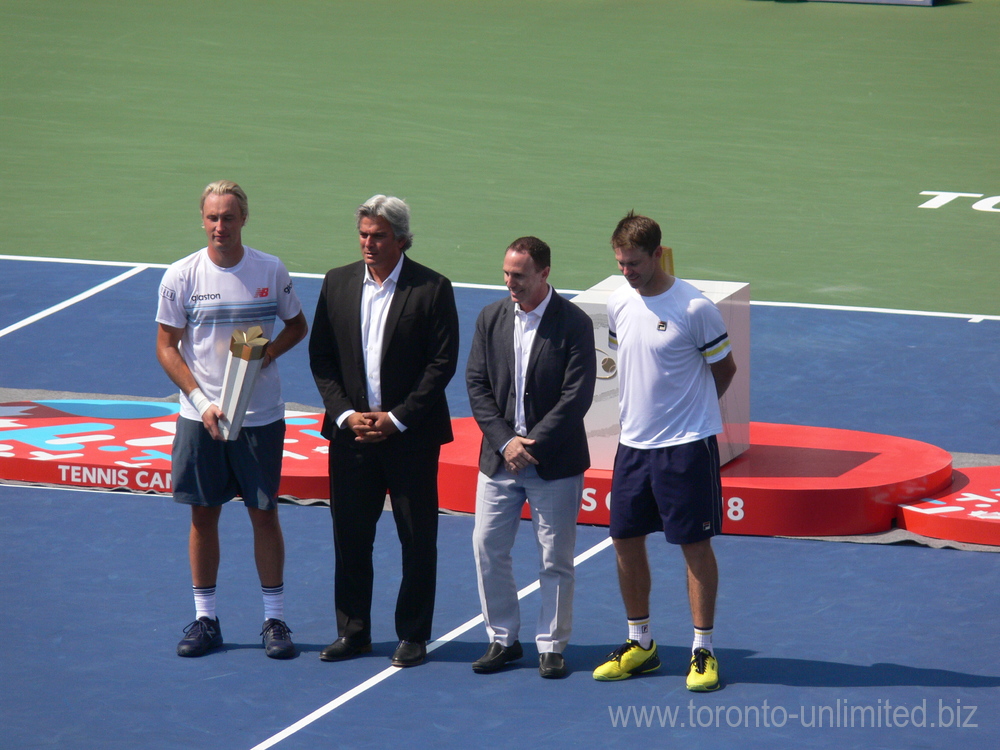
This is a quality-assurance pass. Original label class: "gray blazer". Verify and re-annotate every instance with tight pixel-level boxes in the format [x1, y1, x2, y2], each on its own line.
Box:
[466, 289, 596, 481]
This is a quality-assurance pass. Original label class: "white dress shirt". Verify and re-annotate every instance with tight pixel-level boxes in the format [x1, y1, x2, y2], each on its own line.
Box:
[503, 285, 553, 454]
[336, 255, 407, 432]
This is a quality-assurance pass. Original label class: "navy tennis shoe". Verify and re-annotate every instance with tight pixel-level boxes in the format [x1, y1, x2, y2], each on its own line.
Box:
[261, 619, 296, 659]
[177, 616, 223, 657]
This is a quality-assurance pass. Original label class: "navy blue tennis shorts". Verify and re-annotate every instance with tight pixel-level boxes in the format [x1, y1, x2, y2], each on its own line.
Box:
[609, 436, 722, 545]
[171, 416, 285, 510]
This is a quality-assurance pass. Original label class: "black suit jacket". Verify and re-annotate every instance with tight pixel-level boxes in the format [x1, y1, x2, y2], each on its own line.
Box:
[466, 289, 596, 481]
[309, 255, 460, 449]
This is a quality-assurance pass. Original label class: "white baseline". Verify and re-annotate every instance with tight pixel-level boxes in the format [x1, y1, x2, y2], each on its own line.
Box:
[0, 265, 150, 340]
[1, 255, 996, 323]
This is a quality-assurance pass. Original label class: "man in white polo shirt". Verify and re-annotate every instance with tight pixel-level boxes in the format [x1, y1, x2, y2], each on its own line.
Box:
[156, 180, 308, 659]
[593, 211, 737, 692]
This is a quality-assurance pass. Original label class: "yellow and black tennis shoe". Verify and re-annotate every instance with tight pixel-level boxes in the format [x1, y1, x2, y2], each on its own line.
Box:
[686, 647, 721, 692]
[593, 640, 660, 681]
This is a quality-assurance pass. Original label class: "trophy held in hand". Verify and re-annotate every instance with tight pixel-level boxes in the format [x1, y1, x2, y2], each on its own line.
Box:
[218, 325, 269, 440]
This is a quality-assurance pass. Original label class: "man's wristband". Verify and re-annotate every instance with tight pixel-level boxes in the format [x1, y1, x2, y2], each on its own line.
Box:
[188, 388, 212, 417]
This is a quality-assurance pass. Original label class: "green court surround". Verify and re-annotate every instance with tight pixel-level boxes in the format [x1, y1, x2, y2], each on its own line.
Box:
[2, 0, 997, 313]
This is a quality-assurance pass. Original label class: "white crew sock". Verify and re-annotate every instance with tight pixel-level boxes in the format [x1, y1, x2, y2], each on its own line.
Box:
[262, 584, 285, 622]
[193, 586, 216, 621]
[693, 626, 714, 655]
[628, 616, 652, 649]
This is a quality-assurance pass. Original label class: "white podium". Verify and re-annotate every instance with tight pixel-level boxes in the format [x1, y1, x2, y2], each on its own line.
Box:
[571, 276, 750, 470]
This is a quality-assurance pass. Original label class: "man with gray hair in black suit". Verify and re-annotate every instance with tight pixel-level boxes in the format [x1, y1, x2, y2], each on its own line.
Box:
[309, 195, 460, 668]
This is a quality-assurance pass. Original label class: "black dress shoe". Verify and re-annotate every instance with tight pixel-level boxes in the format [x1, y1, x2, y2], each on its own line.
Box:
[319, 636, 372, 662]
[539, 652, 567, 679]
[472, 640, 523, 673]
[391, 640, 427, 667]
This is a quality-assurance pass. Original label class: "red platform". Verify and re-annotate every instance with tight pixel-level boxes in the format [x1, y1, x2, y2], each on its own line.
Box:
[0, 401, 990, 543]
[440, 419, 955, 537]
[897, 466, 1000, 546]
[0, 400, 330, 500]
[718, 422, 955, 536]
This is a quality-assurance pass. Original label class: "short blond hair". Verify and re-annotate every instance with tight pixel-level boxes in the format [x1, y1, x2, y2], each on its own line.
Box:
[200, 180, 249, 222]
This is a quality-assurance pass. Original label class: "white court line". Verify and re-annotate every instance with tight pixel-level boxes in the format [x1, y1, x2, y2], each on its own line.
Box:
[249, 535, 615, 750]
[0, 253, 167, 269]
[749, 299, 1000, 323]
[3, 255, 999, 321]
[293, 275, 582, 299]
[0, 265, 150, 339]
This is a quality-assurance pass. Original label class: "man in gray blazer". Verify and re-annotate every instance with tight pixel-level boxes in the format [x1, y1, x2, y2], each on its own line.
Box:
[466, 236, 596, 679]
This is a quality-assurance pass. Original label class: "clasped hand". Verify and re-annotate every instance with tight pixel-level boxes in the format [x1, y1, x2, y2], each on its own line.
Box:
[503, 435, 538, 474]
[349, 411, 399, 443]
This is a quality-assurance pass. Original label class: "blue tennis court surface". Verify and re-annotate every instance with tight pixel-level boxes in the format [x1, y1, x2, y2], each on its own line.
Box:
[3, 484, 998, 749]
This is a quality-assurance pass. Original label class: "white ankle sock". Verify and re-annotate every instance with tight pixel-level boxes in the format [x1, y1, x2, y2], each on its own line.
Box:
[262, 584, 284, 622]
[193, 586, 216, 620]
[693, 626, 714, 655]
[628, 616, 652, 649]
